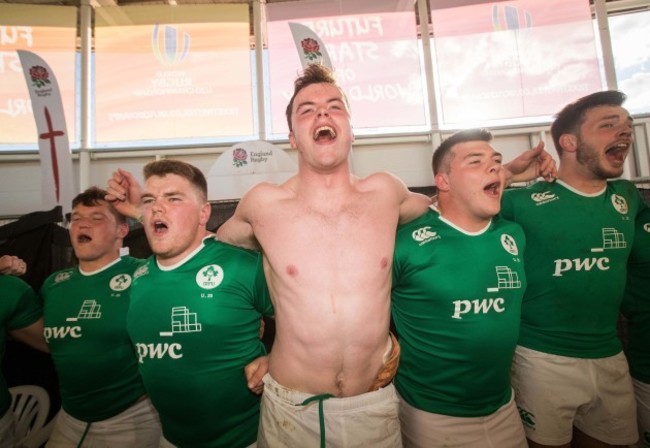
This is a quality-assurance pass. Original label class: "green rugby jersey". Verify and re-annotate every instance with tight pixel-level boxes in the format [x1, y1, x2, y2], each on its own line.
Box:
[40, 256, 146, 422]
[502, 179, 645, 358]
[128, 237, 273, 448]
[392, 209, 526, 417]
[0, 276, 42, 415]
[621, 206, 650, 383]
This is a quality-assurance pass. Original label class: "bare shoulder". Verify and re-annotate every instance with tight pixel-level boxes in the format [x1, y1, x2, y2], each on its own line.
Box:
[357, 171, 409, 194]
[359, 172, 430, 223]
[217, 181, 291, 249]
[238, 180, 295, 211]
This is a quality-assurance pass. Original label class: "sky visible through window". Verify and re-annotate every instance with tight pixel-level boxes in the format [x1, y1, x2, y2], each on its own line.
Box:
[608, 10, 650, 115]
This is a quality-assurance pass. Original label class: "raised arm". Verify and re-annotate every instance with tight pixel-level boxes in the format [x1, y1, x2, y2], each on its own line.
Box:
[394, 174, 432, 224]
[504, 140, 557, 184]
[216, 186, 263, 251]
[105, 168, 143, 220]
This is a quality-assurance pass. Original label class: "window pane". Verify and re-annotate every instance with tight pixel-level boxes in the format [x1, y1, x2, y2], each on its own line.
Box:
[609, 10, 650, 115]
[266, 0, 428, 138]
[94, 5, 254, 148]
[431, 0, 603, 129]
[0, 5, 77, 151]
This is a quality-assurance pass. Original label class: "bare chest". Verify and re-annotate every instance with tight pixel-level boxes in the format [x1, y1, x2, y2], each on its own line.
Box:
[255, 198, 398, 281]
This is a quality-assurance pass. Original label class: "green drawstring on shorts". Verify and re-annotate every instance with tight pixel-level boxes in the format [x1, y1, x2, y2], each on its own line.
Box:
[77, 422, 91, 448]
[301, 393, 334, 448]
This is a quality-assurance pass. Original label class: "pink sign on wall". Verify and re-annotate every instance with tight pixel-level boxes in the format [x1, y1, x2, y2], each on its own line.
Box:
[431, 0, 603, 127]
[0, 5, 77, 148]
[94, 5, 254, 146]
[266, 0, 428, 137]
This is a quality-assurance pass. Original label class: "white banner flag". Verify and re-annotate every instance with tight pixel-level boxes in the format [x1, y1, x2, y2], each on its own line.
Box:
[17, 50, 75, 216]
[288, 22, 333, 70]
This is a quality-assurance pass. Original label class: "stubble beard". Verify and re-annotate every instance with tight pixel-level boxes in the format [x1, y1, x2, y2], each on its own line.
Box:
[576, 140, 624, 180]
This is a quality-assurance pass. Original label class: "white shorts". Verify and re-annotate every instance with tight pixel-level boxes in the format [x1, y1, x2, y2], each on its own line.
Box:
[511, 346, 637, 445]
[398, 391, 526, 448]
[258, 373, 401, 448]
[633, 378, 650, 448]
[0, 407, 15, 448]
[46, 397, 161, 448]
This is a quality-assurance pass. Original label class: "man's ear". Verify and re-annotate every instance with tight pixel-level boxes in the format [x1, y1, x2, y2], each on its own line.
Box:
[559, 134, 578, 154]
[435, 172, 450, 192]
[199, 202, 211, 227]
[288, 131, 297, 150]
[117, 222, 129, 239]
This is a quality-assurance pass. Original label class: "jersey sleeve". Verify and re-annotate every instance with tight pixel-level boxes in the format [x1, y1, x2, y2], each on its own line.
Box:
[3, 276, 42, 331]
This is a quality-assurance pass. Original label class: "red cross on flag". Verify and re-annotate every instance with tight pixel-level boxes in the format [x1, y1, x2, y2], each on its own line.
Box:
[17, 50, 75, 216]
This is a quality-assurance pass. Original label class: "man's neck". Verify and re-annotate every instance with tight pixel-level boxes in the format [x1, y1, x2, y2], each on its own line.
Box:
[294, 169, 357, 199]
[438, 199, 492, 233]
[79, 253, 121, 274]
[155, 233, 209, 269]
[557, 168, 607, 195]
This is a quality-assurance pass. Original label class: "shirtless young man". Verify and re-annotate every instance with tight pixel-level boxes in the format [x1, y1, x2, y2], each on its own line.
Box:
[217, 64, 429, 447]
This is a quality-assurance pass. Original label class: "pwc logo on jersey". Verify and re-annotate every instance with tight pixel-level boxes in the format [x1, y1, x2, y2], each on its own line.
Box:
[451, 265, 523, 319]
[552, 227, 626, 276]
[135, 306, 203, 363]
[43, 325, 81, 342]
[411, 226, 440, 245]
[196, 264, 224, 289]
[530, 191, 558, 206]
[610, 194, 628, 215]
[43, 299, 102, 342]
[109, 274, 132, 291]
[136, 342, 183, 364]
